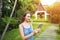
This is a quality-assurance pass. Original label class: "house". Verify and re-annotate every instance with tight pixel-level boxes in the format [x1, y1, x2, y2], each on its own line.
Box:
[34, 2, 50, 20]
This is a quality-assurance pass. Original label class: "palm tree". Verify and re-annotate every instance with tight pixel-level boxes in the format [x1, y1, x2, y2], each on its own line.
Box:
[0, 0, 17, 40]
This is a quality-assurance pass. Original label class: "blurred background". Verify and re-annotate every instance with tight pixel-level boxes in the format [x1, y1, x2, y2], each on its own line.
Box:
[0, 0, 60, 40]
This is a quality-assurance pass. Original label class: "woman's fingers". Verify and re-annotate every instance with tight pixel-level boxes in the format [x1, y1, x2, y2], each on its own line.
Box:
[33, 28, 40, 35]
[34, 29, 39, 33]
[35, 28, 40, 33]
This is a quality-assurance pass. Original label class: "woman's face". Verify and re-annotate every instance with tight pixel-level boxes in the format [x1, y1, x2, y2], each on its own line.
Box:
[25, 13, 30, 22]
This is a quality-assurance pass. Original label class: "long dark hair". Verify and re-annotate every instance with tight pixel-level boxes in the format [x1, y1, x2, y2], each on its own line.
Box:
[21, 11, 31, 23]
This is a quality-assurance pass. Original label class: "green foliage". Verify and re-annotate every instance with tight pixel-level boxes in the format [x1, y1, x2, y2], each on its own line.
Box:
[30, 15, 36, 22]
[56, 24, 60, 34]
[56, 24, 60, 40]
[16, 0, 39, 20]
[4, 29, 21, 40]
[0, 0, 39, 34]
[0, 16, 18, 34]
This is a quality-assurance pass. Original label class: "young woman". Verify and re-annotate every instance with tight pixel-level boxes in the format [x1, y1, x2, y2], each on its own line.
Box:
[19, 11, 40, 40]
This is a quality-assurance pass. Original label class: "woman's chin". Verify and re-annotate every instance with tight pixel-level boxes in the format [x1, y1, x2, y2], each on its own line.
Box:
[27, 20, 30, 22]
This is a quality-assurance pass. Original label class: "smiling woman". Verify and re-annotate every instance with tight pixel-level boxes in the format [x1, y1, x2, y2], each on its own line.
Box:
[41, 0, 56, 5]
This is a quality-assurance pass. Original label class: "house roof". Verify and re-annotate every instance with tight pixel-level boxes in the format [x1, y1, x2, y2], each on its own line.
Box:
[36, 2, 45, 11]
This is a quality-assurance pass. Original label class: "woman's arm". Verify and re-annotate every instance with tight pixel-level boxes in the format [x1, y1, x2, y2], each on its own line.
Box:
[19, 24, 35, 40]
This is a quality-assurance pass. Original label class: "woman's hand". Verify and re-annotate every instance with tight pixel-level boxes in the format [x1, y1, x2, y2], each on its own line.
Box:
[35, 28, 40, 33]
[33, 28, 40, 35]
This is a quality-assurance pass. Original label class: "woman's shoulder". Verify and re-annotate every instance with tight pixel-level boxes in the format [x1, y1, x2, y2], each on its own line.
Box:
[19, 23, 23, 27]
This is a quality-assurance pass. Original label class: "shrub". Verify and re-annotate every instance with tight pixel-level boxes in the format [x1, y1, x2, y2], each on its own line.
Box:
[3, 29, 21, 40]
[56, 24, 60, 34]
[0, 16, 19, 34]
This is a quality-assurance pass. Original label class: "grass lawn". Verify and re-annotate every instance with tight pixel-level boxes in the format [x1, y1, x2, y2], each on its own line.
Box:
[32, 22, 52, 40]
[56, 24, 60, 40]
[3, 22, 52, 40]
[56, 34, 60, 40]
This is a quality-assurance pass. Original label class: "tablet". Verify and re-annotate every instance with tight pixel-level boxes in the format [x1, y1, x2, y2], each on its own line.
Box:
[38, 24, 43, 28]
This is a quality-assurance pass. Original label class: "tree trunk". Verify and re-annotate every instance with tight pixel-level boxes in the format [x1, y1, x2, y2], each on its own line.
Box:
[0, 0, 2, 18]
[0, 0, 17, 40]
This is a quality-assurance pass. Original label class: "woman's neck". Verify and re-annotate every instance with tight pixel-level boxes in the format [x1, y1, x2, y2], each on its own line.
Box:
[23, 21, 29, 23]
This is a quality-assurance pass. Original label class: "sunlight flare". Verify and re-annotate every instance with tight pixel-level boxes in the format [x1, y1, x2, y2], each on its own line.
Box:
[41, 0, 56, 5]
